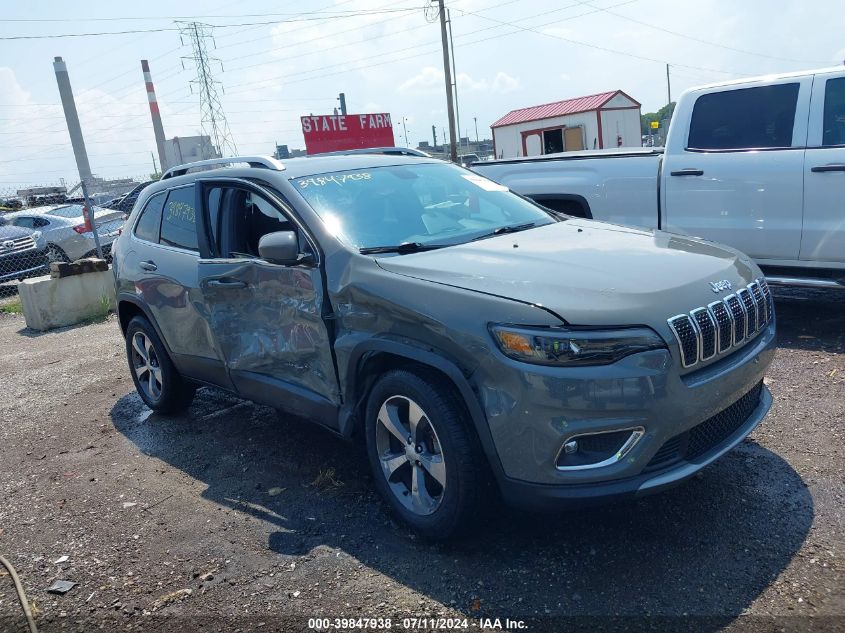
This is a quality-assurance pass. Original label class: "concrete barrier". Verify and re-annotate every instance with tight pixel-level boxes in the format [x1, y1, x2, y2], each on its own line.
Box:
[18, 269, 116, 331]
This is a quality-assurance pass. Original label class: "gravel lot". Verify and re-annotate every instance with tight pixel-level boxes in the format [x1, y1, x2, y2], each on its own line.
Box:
[0, 289, 842, 632]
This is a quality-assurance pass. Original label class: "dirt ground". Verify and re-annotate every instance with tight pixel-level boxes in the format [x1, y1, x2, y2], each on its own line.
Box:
[0, 289, 842, 633]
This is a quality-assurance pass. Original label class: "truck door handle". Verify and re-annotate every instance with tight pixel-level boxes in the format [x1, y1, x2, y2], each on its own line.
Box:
[811, 164, 845, 173]
[139, 260, 157, 271]
[670, 168, 704, 176]
[207, 278, 247, 289]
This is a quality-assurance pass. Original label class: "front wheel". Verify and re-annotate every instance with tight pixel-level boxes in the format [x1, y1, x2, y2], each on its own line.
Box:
[125, 316, 194, 413]
[364, 369, 487, 540]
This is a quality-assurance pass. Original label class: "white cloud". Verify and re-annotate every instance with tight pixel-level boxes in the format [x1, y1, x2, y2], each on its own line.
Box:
[400, 67, 520, 95]
[491, 72, 520, 94]
[398, 66, 443, 93]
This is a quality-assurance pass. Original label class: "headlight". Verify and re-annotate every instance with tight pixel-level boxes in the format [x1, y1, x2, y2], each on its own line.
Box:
[490, 324, 666, 366]
[31, 231, 42, 241]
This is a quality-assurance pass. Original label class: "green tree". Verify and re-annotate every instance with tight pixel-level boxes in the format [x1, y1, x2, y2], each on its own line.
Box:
[641, 102, 676, 135]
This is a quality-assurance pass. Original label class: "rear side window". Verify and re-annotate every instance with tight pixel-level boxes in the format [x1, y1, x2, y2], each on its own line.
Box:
[822, 77, 845, 147]
[160, 186, 198, 251]
[688, 83, 800, 150]
[133, 193, 165, 243]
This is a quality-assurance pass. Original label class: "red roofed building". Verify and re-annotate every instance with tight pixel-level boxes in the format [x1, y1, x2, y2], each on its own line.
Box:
[490, 90, 642, 158]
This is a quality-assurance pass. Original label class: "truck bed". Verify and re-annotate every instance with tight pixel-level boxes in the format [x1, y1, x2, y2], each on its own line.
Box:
[472, 148, 662, 230]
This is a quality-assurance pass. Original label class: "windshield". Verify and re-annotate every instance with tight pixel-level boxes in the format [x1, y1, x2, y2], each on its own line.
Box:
[292, 163, 555, 250]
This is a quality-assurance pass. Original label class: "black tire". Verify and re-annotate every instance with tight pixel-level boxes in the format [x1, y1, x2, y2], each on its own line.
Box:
[124, 316, 195, 414]
[364, 368, 488, 540]
[46, 244, 70, 263]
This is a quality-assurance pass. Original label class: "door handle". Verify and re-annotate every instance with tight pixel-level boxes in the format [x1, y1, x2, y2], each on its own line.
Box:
[670, 168, 704, 176]
[139, 260, 157, 271]
[207, 279, 247, 289]
[810, 164, 845, 173]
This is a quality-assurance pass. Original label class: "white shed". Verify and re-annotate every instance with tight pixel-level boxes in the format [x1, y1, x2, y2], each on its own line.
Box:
[490, 90, 642, 158]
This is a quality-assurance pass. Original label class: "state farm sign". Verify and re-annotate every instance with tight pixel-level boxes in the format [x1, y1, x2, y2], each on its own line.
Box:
[301, 113, 394, 154]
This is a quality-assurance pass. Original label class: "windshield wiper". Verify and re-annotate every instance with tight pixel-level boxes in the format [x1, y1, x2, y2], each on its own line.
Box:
[470, 222, 537, 242]
[359, 241, 449, 255]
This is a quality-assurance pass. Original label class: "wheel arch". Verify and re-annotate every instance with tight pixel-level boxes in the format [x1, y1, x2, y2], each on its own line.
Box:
[338, 339, 506, 480]
[117, 295, 174, 357]
[528, 193, 593, 219]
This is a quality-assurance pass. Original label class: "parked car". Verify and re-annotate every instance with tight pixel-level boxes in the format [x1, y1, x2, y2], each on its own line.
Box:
[113, 154, 775, 539]
[4, 204, 125, 262]
[458, 153, 480, 167]
[0, 221, 49, 283]
[473, 66, 845, 289]
[105, 181, 156, 215]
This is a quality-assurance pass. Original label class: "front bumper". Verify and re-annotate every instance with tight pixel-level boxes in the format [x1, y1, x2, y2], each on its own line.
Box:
[473, 318, 775, 500]
[0, 249, 50, 283]
[497, 384, 771, 510]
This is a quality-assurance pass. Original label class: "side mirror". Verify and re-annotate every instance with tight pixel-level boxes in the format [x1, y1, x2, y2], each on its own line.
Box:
[258, 230, 299, 265]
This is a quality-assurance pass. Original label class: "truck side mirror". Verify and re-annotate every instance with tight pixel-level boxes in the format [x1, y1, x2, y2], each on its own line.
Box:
[258, 230, 299, 265]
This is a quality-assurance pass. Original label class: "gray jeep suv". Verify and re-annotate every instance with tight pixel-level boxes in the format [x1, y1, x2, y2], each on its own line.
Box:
[112, 155, 775, 539]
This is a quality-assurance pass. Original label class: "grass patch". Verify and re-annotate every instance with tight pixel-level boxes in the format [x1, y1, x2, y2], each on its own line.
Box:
[0, 298, 22, 314]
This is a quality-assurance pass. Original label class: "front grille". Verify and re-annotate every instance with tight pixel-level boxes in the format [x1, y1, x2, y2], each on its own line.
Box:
[738, 288, 758, 335]
[667, 277, 773, 369]
[0, 236, 36, 255]
[645, 380, 764, 471]
[668, 315, 698, 367]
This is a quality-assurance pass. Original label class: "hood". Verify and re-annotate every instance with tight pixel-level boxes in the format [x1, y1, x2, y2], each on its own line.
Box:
[375, 219, 758, 327]
[0, 224, 35, 241]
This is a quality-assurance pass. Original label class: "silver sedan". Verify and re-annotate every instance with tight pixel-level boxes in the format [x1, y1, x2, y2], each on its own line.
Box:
[3, 205, 125, 262]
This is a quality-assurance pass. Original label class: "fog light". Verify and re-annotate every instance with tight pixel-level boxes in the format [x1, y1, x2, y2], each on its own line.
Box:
[555, 427, 644, 471]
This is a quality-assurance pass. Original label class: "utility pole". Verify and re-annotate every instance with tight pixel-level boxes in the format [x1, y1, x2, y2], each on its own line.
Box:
[432, 125, 437, 148]
[666, 63, 672, 105]
[401, 117, 409, 148]
[150, 151, 158, 175]
[437, 0, 458, 162]
[474, 116, 479, 144]
[338, 92, 347, 116]
[53, 56, 102, 259]
[447, 8, 461, 153]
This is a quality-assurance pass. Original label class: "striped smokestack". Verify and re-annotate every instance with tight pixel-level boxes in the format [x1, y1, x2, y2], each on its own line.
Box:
[142, 59, 169, 172]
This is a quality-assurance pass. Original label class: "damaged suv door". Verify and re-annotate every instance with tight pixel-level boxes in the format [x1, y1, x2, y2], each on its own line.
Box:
[196, 179, 341, 427]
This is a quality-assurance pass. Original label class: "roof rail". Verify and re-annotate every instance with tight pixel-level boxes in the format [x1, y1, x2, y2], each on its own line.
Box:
[161, 156, 285, 180]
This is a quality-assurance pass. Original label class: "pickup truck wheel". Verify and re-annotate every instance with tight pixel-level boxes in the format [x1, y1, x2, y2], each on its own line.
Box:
[365, 369, 485, 540]
[125, 316, 194, 414]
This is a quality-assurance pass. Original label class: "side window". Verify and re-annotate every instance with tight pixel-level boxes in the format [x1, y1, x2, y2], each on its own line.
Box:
[13, 217, 35, 229]
[160, 186, 198, 251]
[226, 189, 294, 258]
[133, 192, 165, 243]
[33, 217, 50, 228]
[688, 83, 800, 150]
[822, 77, 845, 147]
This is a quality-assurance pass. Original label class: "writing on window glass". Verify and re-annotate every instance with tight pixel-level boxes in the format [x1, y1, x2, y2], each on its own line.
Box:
[166, 201, 195, 223]
[297, 173, 372, 189]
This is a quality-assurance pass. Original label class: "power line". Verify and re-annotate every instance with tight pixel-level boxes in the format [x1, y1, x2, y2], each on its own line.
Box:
[0, 8, 424, 40]
[578, 0, 830, 66]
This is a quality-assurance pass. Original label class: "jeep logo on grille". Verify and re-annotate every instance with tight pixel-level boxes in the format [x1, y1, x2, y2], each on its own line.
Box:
[709, 279, 732, 293]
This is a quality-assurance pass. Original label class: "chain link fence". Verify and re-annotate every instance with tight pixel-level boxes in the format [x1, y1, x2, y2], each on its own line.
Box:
[0, 177, 149, 297]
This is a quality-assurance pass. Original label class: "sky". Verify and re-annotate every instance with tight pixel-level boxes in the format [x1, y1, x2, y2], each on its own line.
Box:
[0, 0, 842, 190]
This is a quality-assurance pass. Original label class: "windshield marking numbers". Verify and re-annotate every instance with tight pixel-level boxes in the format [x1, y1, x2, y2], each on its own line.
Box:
[297, 173, 372, 189]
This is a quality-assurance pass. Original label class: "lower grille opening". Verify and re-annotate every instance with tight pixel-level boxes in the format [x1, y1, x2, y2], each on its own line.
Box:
[556, 428, 642, 470]
[644, 381, 764, 472]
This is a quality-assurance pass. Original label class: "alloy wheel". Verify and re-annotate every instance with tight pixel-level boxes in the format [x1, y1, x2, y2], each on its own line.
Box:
[375, 395, 446, 516]
[131, 331, 163, 402]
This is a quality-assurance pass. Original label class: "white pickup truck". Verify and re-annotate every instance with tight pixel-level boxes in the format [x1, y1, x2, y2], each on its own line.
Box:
[473, 66, 845, 288]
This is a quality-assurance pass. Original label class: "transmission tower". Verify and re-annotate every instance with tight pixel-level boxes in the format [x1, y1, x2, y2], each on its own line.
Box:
[177, 21, 238, 158]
